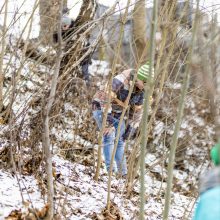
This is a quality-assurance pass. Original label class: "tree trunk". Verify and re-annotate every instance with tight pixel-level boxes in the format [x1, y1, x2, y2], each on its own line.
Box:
[132, 0, 148, 65]
[106, 1, 131, 209]
[0, 0, 8, 113]
[42, 1, 63, 219]
[139, 0, 158, 218]
[39, 0, 62, 45]
[29, 0, 97, 152]
[163, 1, 200, 219]
[59, 0, 97, 77]
[63, 0, 68, 10]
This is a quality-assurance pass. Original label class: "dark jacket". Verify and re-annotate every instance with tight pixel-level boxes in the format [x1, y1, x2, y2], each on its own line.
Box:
[53, 20, 75, 43]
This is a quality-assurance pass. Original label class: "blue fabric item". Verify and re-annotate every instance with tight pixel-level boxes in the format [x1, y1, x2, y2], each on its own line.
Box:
[92, 110, 127, 175]
[193, 186, 220, 220]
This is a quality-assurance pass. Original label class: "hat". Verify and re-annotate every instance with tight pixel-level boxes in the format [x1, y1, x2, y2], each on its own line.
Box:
[61, 16, 72, 27]
[210, 143, 220, 166]
[137, 63, 154, 82]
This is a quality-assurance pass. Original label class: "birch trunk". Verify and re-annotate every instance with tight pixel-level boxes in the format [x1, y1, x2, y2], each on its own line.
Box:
[163, 1, 200, 219]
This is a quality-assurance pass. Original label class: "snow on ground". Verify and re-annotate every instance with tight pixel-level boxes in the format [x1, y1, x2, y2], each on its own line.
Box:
[0, 154, 196, 219]
[0, 170, 44, 219]
[0, 50, 213, 219]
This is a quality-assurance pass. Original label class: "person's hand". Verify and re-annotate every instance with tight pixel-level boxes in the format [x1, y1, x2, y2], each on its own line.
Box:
[103, 126, 115, 135]
[133, 105, 143, 112]
[112, 97, 128, 109]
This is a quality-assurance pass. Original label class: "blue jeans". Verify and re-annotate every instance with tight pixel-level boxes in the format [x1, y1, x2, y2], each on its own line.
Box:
[93, 110, 127, 175]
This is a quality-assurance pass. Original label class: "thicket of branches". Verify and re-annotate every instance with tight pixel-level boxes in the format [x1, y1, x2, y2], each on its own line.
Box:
[0, 0, 219, 219]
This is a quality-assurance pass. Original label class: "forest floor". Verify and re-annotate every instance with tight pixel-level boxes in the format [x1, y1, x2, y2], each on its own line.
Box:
[0, 54, 215, 220]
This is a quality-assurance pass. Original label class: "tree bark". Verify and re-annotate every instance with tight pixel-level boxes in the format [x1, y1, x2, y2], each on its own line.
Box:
[39, 0, 62, 45]
[133, 0, 148, 65]
[163, 1, 200, 219]
[139, 0, 158, 219]
[42, 2, 63, 219]
[59, 0, 97, 77]
[0, 0, 8, 112]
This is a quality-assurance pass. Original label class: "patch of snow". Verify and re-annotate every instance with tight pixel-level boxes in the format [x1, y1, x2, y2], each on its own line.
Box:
[192, 116, 205, 126]
[89, 60, 110, 77]
[166, 82, 182, 90]
[153, 121, 164, 136]
[0, 170, 44, 218]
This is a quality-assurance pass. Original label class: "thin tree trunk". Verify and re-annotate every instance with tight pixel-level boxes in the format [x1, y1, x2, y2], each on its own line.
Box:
[0, 0, 8, 112]
[163, 1, 200, 219]
[210, 14, 220, 140]
[139, 0, 158, 219]
[133, 0, 148, 65]
[42, 1, 63, 219]
[126, 0, 177, 189]
[39, 0, 62, 45]
[3, 0, 38, 122]
[106, 0, 131, 210]
[63, 0, 67, 10]
[93, 1, 120, 181]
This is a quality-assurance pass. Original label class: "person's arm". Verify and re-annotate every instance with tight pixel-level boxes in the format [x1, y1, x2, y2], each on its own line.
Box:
[111, 91, 128, 108]
[130, 92, 154, 113]
[111, 74, 129, 108]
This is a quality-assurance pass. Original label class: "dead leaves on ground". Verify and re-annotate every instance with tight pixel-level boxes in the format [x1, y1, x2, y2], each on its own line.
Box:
[91, 201, 124, 220]
[5, 204, 49, 220]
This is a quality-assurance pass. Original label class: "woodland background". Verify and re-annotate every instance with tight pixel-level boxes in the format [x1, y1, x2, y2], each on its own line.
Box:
[0, 0, 220, 219]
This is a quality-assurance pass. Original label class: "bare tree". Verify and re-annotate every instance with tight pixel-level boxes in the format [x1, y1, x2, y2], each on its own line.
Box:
[132, 0, 148, 65]
[139, 0, 158, 218]
[39, 0, 62, 45]
[63, 0, 68, 10]
[42, 1, 63, 218]
[163, 1, 200, 219]
[0, 0, 8, 113]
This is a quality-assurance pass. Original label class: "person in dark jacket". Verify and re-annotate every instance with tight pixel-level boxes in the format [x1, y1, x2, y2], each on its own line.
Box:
[53, 15, 75, 43]
[54, 15, 92, 85]
[80, 41, 92, 85]
[193, 142, 220, 220]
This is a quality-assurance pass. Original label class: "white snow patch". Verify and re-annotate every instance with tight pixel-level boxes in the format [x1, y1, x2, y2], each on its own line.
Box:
[0, 170, 44, 218]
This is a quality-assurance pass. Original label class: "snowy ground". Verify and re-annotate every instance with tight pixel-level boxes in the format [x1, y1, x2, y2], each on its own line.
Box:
[0, 154, 197, 220]
[0, 0, 217, 213]
[0, 51, 214, 219]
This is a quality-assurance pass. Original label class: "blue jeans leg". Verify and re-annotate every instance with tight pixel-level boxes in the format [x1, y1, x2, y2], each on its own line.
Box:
[114, 120, 127, 176]
[103, 131, 115, 172]
[92, 110, 127, 175]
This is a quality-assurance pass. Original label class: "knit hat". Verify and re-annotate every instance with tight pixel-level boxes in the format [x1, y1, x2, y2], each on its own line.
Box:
[210, 143, 220, 166]
[137, 63, 154, 82]
[61, 16, 72, 28]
